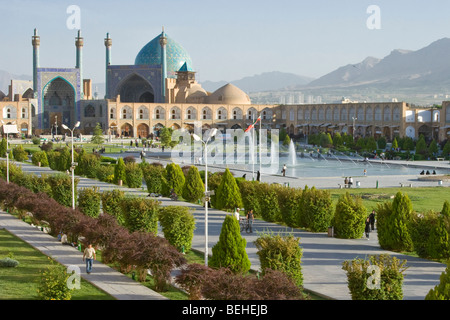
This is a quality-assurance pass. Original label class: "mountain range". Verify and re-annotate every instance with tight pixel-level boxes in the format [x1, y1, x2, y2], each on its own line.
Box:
[2, 38, 450, 105]
[304, 38, 450, 92]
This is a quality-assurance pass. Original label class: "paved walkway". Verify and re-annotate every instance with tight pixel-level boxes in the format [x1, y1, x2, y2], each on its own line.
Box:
[1, 158, 449, 300]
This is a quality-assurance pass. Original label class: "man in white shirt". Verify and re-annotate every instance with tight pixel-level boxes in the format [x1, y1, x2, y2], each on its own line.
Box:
[83, 243, 96, 274]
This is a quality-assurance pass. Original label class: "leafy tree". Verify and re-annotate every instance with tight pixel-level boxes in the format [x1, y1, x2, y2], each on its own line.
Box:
[415, 134, 428, 156]
[182, 166, 204, 203]
[78, 153, 100, 178]
[158, 206, 196, 252]
[215, 168, 243, 211]
[333, 132, 343, 147]
[113, 157, 126, 185]
[377, 136, 387, 149]
[90, 123, 104, 147]
[392, 137, 399, 150]
[46, 173, 78, 207]
[377, 192, 413, 252]
[333, 192, 366, 239]
[282, 134, 291, 147]
[429, 139, 439, 157]
[57, 147, 71, 172]
[160, 127, 178, 148]
[443, 140, 450, 159]
[209, 215, 251, 274]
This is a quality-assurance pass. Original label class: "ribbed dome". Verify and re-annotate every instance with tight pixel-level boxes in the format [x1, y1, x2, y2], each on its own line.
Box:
[207, 83, 251, 105]
[135, 32, 194, 78]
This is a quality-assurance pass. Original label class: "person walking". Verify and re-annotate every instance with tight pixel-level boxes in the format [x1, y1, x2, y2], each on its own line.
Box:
[83, 243, 96, 274]
[365, 217, 371, 240]
[246, 209, 254, 233]
[234, 207, 241, 221]
[282, 164, 287, 177]
[369, 210, 376, 231]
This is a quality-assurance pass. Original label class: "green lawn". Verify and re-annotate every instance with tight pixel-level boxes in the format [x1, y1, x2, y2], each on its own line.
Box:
[329, 186, 450, 214]
[0, 228, 114, 300]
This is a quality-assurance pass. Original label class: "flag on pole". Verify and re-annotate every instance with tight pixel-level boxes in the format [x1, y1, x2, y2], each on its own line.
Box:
[245, 116, 261, 133]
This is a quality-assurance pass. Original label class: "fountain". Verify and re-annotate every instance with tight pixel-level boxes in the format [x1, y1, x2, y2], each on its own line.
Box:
[288, 140, 297, 166]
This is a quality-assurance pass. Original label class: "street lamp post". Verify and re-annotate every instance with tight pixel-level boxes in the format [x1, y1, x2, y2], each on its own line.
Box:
[62, 121, 81, 210]
[1, 120, 16, 184]
[192, 128, 217, 266]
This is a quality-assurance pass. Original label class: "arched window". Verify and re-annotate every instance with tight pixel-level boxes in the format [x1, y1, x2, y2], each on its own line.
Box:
[375, 106, 382, 121]
[110, 107, 116, 119]
[121, 106, 132, 119]
[137, 106, 149, 120]
[202, 107, 212, 120]
[232, 108, 243, 120]
[384, 106, 391, 121]
[217, 107, 227, 120]
[171, 107, 181, 120]
[366, 107, 373, 121]
[21, 107, 28, 119]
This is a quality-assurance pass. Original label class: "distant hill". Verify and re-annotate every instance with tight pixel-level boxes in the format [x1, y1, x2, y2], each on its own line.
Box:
[304, 38, 450, 92]
[201, 71, 315, 93]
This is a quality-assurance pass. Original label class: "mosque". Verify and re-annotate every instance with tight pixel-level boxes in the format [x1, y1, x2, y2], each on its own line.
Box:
[0, 28, 449, 144]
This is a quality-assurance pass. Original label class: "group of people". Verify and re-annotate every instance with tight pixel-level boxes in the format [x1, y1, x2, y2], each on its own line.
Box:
[364, 210, 376, 240]
[344, 177, 354, 188]
[420, 170, 437, 175]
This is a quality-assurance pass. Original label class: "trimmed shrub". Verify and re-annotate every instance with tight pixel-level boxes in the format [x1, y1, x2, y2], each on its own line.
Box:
[101, 189, 126, 225]
[427, 214, 450, 260]
[377, 192, 414, 252]
[120, 197, 160, 234]
[215, 168, 242, 211]
[79, 153, 100, 179]
[0, 257, 19, 268]
[209, 215, 251, 274]
[333, 192, 366, 239]
[95, 164, 115, 182]
[142, 162, 165, 194]
[254, 183, 281, 222]
[57, 147, 71, 172]
[12, 145, 29, 162]
[342, 254, 407, 300]
[37, 259, 73, 300]
[275, 185, 302, 227]
[46, 173, 78, 208]
[113, 157, 127, 185]
[158, 206, 196, 252]
[254, 232, 303, 287]
[0, 138, 6, 157]
[300, 187, 334, 232]
[124, 162, 143, 188]
[46, 150, 60, 170]
[77, 187, 101, 218]
[237, 180, 261, 216]
[182, 166, 204, 203]
[206, 171, 223, 208]
[409, 211, 438, 259]
[31, 150, 49, 167]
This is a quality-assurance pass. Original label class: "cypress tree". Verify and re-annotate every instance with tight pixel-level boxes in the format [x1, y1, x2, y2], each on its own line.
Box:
[441, 200, 450, 217]
[182, 166, 204, 203]
[428, 215, 450, 260]
[377, 192, 413, 252]
[215, 168, 243, 211]
[426, 264, 450, 300]
[0, 138, 6, 157]
[209, 215, 251, 274]
[162, 163, 185, 197]
[114, 157, 127, 185]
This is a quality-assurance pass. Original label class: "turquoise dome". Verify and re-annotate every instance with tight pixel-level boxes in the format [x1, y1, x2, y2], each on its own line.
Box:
[135, 33, 194, 78]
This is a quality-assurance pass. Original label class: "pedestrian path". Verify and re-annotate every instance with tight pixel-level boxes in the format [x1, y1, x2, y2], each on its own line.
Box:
[0, 212, 167, 300]
[2, 159, 449, 300]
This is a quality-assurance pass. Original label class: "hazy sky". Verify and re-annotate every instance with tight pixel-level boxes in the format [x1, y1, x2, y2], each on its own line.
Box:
[2, 0, 450, 84]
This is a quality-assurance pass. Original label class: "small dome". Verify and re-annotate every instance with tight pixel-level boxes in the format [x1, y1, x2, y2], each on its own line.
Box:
[207, 83, 251, 105]
[135, 32, 194, 78]
[185, 85, 208, 103]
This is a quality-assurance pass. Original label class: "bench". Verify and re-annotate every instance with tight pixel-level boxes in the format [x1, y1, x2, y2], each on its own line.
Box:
[437, 158, 444, 161]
